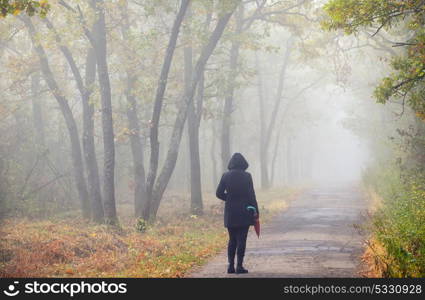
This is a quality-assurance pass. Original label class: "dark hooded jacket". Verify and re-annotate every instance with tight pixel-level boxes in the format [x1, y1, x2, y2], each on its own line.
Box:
[216, 153, 259, 227]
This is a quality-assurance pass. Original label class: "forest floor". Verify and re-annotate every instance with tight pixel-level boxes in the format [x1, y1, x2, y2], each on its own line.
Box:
[0, 187, 298, 277]
[188, 183, 367, 277]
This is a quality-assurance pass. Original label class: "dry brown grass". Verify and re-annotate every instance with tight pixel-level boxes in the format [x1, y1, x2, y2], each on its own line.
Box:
[0, 187, 300, 278]
[360, 238, 388, 277]
[360, 187, 387, 277]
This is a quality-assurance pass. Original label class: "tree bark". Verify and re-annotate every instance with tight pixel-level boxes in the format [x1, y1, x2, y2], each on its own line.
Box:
[149, 7, 238, 220]
[0, 148, 6, 218]
[255, 54, 270, 189]
[258, 37, 293, 189]
[83, 49, 104, 223]
[43, 17, 104, 223]
[184, 4, 204, 215]
[264, 38, 293, 152]
[23, 17, 91, 219]
[211, 120, 218, 188]
[125, 76, 147, 218]
[119, 1, 147, 218]
[31, 72, 46, 150]
[286, 136, 293, 185]
[221, 4, 243, 173]
[90, 0, 117, 225]
[270, 124, 282, 185]
[143, 0, 190, 221]
[30, 71, 50, 215]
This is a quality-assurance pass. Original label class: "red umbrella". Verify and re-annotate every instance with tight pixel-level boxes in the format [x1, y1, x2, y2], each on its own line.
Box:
[254, 216, 260, 238]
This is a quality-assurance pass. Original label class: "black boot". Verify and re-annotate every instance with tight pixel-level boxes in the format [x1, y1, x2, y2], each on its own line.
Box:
[236, 265, 248, 274]
[236, 257, 248, 274]
[227, 263, 235, 274]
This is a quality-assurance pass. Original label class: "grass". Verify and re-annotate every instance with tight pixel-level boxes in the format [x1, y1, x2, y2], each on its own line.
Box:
[0, 187, 299, 278]
[362, 166, 425, 277]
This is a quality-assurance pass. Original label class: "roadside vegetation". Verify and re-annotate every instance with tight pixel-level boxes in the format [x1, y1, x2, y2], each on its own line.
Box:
[362, 165, 425, 277]
[323, 0, 425, 278]
[0, 188, 299, 278]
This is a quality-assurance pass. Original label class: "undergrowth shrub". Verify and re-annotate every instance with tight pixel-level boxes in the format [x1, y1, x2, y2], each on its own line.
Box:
[363, 165, 425, 277]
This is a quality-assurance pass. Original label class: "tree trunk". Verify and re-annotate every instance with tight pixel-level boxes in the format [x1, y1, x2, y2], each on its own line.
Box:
[255, 54, 270, 189]
[23, 17, 91, 218]
[0, 149, 5, 218]
[221, 5, 243, 173]
[287, 136, 292, 185]
[263, 38, 293, 151]
[149, 7, 238, 220]
[259, 37, 293, 189]
[31, 71, 49, 215]
[187, 75, 204, 215]
[126, 76, 147, 218]
[83, 49, 104, 223]
[44, 17, 105, 223]
[119, 1, 147, 218]
[91, 0, 117, 225]
[211, 120, 218, 188]
[270, 126, 282, 185]
[184, 4, 204, 215]
[143, 0, 190, 221]
[31, 72, 46, 149]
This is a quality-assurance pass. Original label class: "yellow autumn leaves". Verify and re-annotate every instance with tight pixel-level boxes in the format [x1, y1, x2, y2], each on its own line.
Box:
[0, 0, 50, 18]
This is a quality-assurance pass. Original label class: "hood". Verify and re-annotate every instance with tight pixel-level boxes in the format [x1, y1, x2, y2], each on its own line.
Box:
[227, 152, 249, 170]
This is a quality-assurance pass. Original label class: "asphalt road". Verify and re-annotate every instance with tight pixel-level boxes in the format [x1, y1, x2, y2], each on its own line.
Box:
[188, 184, 366, 277]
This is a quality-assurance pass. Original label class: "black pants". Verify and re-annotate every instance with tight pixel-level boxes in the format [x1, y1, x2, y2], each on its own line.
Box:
[227, 226, 249, 265]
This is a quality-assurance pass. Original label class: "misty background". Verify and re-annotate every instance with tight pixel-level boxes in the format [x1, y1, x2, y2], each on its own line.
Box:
[0, 0, 407, 223]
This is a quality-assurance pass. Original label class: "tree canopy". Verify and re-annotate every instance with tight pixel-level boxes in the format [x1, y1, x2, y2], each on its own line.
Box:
[0, 0, 49, 17]
[323, 0, 425, 119]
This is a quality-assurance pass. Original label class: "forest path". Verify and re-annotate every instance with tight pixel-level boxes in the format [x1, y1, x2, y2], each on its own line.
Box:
[188, 184, 367, 277]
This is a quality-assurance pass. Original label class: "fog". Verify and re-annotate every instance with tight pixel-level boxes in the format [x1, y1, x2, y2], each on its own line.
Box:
[0, 0, 397, 222]
[309, 95, 370, 185]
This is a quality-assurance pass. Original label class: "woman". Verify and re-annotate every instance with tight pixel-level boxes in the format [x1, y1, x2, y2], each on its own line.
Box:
[216, 152, 259, 274]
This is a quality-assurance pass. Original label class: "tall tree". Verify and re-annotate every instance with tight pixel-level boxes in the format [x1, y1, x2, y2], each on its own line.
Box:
[119, 0, 146, 218]
[220, 4, 244, 172]
[56, 0, 117, 223]
[31, 72, 45, 150]
[258, 37, 293, 189]
[82, 48, 104, 223]
[89, 0, 117, 224]
[323, 0, 425, 118]
[30, 71, 49, 213]
[22, 16, 91, 218]
[255, 53, 268, 188]
[143, 0, 191, 221]
[218, 0, 313, 177]
[149, 2, 240, 220]
[185, 3, 209, 215]
[43, 17, 104, 223]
